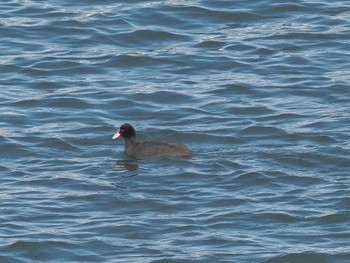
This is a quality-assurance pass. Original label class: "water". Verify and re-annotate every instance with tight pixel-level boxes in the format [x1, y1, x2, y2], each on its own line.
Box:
[1, 0, 350, 262]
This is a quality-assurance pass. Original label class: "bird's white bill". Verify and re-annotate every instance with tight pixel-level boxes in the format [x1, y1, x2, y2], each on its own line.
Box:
[112, 130, 121, 140]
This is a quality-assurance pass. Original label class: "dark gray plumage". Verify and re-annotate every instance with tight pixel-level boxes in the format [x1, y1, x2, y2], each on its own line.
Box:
[112, 123, 192, 160]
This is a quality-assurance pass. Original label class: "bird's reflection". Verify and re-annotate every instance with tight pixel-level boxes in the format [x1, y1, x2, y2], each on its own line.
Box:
[112, 159, 139, 177]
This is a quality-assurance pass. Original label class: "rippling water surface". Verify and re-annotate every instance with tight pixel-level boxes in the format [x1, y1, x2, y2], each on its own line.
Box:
[1, 0, 350, 262]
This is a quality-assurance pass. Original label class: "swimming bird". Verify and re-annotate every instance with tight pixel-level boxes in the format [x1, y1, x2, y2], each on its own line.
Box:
[112, 123, 192, 159]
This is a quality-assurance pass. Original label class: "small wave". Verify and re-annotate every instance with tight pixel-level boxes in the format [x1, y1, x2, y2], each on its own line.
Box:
[116, 29, 191, 47]
[252, 211, 302, 223]
[36, 137, 79, 151]
[102, 54, 180, 69]
[43, 97, 91, 109]
[194, 40, 226, 49]
[236, 171, 272, 186]
[240, 125, 288, 137]
[317, 212, 349, 224]
[2, 240, 105, 262]
[262, 252, 335, 263]
[150, 259, 196, 263]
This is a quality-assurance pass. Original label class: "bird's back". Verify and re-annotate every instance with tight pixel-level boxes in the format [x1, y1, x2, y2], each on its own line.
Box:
[129, 141, 192, 159]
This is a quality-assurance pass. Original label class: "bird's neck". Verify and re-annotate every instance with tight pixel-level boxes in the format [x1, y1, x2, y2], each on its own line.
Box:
[125, 136, 137, 148]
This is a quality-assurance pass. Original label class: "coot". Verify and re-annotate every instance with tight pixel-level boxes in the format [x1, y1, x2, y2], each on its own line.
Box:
[112, 123, 192, 159]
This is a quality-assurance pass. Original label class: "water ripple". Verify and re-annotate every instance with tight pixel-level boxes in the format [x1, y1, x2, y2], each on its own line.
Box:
[1, 0, 349, 262]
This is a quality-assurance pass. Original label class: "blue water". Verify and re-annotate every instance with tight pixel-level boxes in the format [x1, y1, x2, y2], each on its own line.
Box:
[1, 0, 350, 262]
